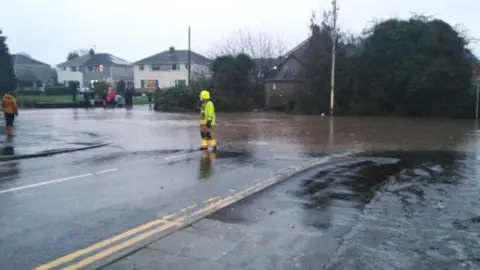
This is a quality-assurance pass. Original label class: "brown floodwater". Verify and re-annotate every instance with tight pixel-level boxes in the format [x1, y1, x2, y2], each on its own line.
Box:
[12, 109, 479, 155]
[214, 112, 479, 155]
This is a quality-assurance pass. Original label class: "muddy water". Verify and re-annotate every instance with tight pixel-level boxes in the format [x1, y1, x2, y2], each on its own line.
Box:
[14, 109, 479, 155]
[207, 112, 480, 269]
[215, 113, 479, 155]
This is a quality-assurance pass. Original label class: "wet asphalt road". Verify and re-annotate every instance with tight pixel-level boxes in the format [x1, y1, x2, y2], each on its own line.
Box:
[210, 151, 480, 269]
[1, 107, 480, 269]
[0, 107, 318, 269]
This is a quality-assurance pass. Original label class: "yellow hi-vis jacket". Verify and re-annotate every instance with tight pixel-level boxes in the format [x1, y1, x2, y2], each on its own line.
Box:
[200, 100, 216, 126]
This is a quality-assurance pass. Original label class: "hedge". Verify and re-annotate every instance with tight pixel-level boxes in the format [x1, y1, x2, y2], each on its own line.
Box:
[44, 86, 72, 95]
[16, 90, 43, 96]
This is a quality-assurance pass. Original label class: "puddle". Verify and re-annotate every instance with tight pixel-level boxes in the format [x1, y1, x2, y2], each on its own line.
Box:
[72, 149, 187, 165]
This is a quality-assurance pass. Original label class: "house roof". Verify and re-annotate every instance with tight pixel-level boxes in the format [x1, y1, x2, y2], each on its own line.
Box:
[11, 54, 50, 66]
[266, 56, 304, 81]
[265, 36, 362, 82]
[57, 53, 132, 67]
[252, 58, 282, 68]
[14, 65, 53, 82]
[264, 38, 310, 82]
[134, 47, 211, 65]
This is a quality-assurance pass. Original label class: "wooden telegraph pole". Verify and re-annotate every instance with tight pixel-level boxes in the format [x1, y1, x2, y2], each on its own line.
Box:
[474, 63, 480, 119]
[188, 26, 191, 87]
[329, 0, 338, 116]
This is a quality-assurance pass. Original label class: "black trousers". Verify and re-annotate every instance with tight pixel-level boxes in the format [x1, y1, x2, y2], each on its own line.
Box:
[125, 93, 133, 107]
[4, 113, 15, 127]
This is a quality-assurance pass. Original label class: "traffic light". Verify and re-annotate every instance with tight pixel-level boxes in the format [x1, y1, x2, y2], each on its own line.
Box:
[99, 65, 104, 72]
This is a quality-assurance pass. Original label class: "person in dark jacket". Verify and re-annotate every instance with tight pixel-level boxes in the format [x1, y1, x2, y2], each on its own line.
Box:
[147, 90, 153, 109]
[125, 84, 134, 108]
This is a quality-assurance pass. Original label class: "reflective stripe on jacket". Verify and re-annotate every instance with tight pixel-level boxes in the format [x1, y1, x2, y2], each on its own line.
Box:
[2, 94, 18, 114]
[200, 100, 216, 126]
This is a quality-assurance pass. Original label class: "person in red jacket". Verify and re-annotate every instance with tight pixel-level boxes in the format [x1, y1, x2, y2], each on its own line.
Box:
[2, 91, 18, 137]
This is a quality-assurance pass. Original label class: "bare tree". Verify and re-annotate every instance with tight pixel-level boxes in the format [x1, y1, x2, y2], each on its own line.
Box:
[209, 29, 287, 59]
[209, 29, 287, 108]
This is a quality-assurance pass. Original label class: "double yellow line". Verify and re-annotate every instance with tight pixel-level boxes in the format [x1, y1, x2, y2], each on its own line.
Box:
[35, 217, 178, 270]
[35, 159, 323, 270]
[34, 179, 274, 270]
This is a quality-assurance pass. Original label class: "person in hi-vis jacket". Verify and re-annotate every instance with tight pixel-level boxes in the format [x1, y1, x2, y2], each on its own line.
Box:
[199, 90, 216, 151]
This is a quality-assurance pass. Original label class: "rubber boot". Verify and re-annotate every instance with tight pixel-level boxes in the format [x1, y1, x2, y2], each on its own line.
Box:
[201, 139, 208, 150]
[209, 139, 217, 152]
[7, 127, 13, 137]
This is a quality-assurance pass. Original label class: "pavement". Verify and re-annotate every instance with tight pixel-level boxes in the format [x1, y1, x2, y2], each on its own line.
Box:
[1, 106, 480, 269]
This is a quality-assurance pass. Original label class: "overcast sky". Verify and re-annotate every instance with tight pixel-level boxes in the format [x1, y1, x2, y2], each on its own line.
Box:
[1, 0, 478, 65]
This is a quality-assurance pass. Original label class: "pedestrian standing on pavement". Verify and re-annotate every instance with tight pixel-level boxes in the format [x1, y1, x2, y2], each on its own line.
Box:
[125, 84, 134, 109]
[83, 91, 90, 108]
[2, 91, 18, 137]
[147, 90, 153, 109]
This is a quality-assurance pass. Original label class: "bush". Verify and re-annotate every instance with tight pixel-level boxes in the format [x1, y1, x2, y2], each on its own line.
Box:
[92, 81, 109, 97]
[154, 87, 198, 111]
[16, 90, 43, 96]
[153, 76, 254, 112]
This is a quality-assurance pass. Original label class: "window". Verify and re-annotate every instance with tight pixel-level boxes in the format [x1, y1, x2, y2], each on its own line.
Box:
[141, 80, 158, 88]
[71, 66, 77, 72]
[171, 64, 179, 71]
[139, 65, 144, 71]
[60, 67, 66, 71]
[175, 80, 187, 87]
[150, 65, 161, 71]
[88, 66, 98, 72]
[184, 64, 189, 70]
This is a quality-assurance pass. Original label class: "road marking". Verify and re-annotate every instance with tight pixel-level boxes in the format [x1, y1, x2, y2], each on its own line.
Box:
[63, 221, 179, 270]
[0, 168, 118, 195]
[163, 153, 192, 161]
[36, 187, 255, 270]
[63, 195, 245, 270]
[34, 218, 177, 270]
[36, 159, 325, 269]
[202, 196, 221, 203]
[179, 204, 197, 212]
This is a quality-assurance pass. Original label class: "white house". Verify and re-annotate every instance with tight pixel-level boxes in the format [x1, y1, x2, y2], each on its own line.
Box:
[133, 46, 211, 91]
[56, 53, 133, 89]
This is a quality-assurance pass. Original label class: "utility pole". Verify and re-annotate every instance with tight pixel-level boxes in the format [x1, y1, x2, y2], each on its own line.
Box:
[329, 0, 338, 116]
[188, 26, 191, 87]
[476, 83, 479, 119]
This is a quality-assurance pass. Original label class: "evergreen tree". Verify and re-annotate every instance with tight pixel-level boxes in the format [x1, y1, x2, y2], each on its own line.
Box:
[0, 30, 17, 95]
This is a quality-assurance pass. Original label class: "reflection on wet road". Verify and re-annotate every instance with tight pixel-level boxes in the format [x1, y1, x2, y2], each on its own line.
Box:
[210, 150, 480, 269]
[1, 107, 480, 269]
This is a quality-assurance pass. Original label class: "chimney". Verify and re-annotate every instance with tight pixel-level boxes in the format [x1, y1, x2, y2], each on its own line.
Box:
[169, 46, 175, 54]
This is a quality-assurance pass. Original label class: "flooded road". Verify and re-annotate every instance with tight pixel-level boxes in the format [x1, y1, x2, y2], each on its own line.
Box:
[0, 107, 479, 269]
